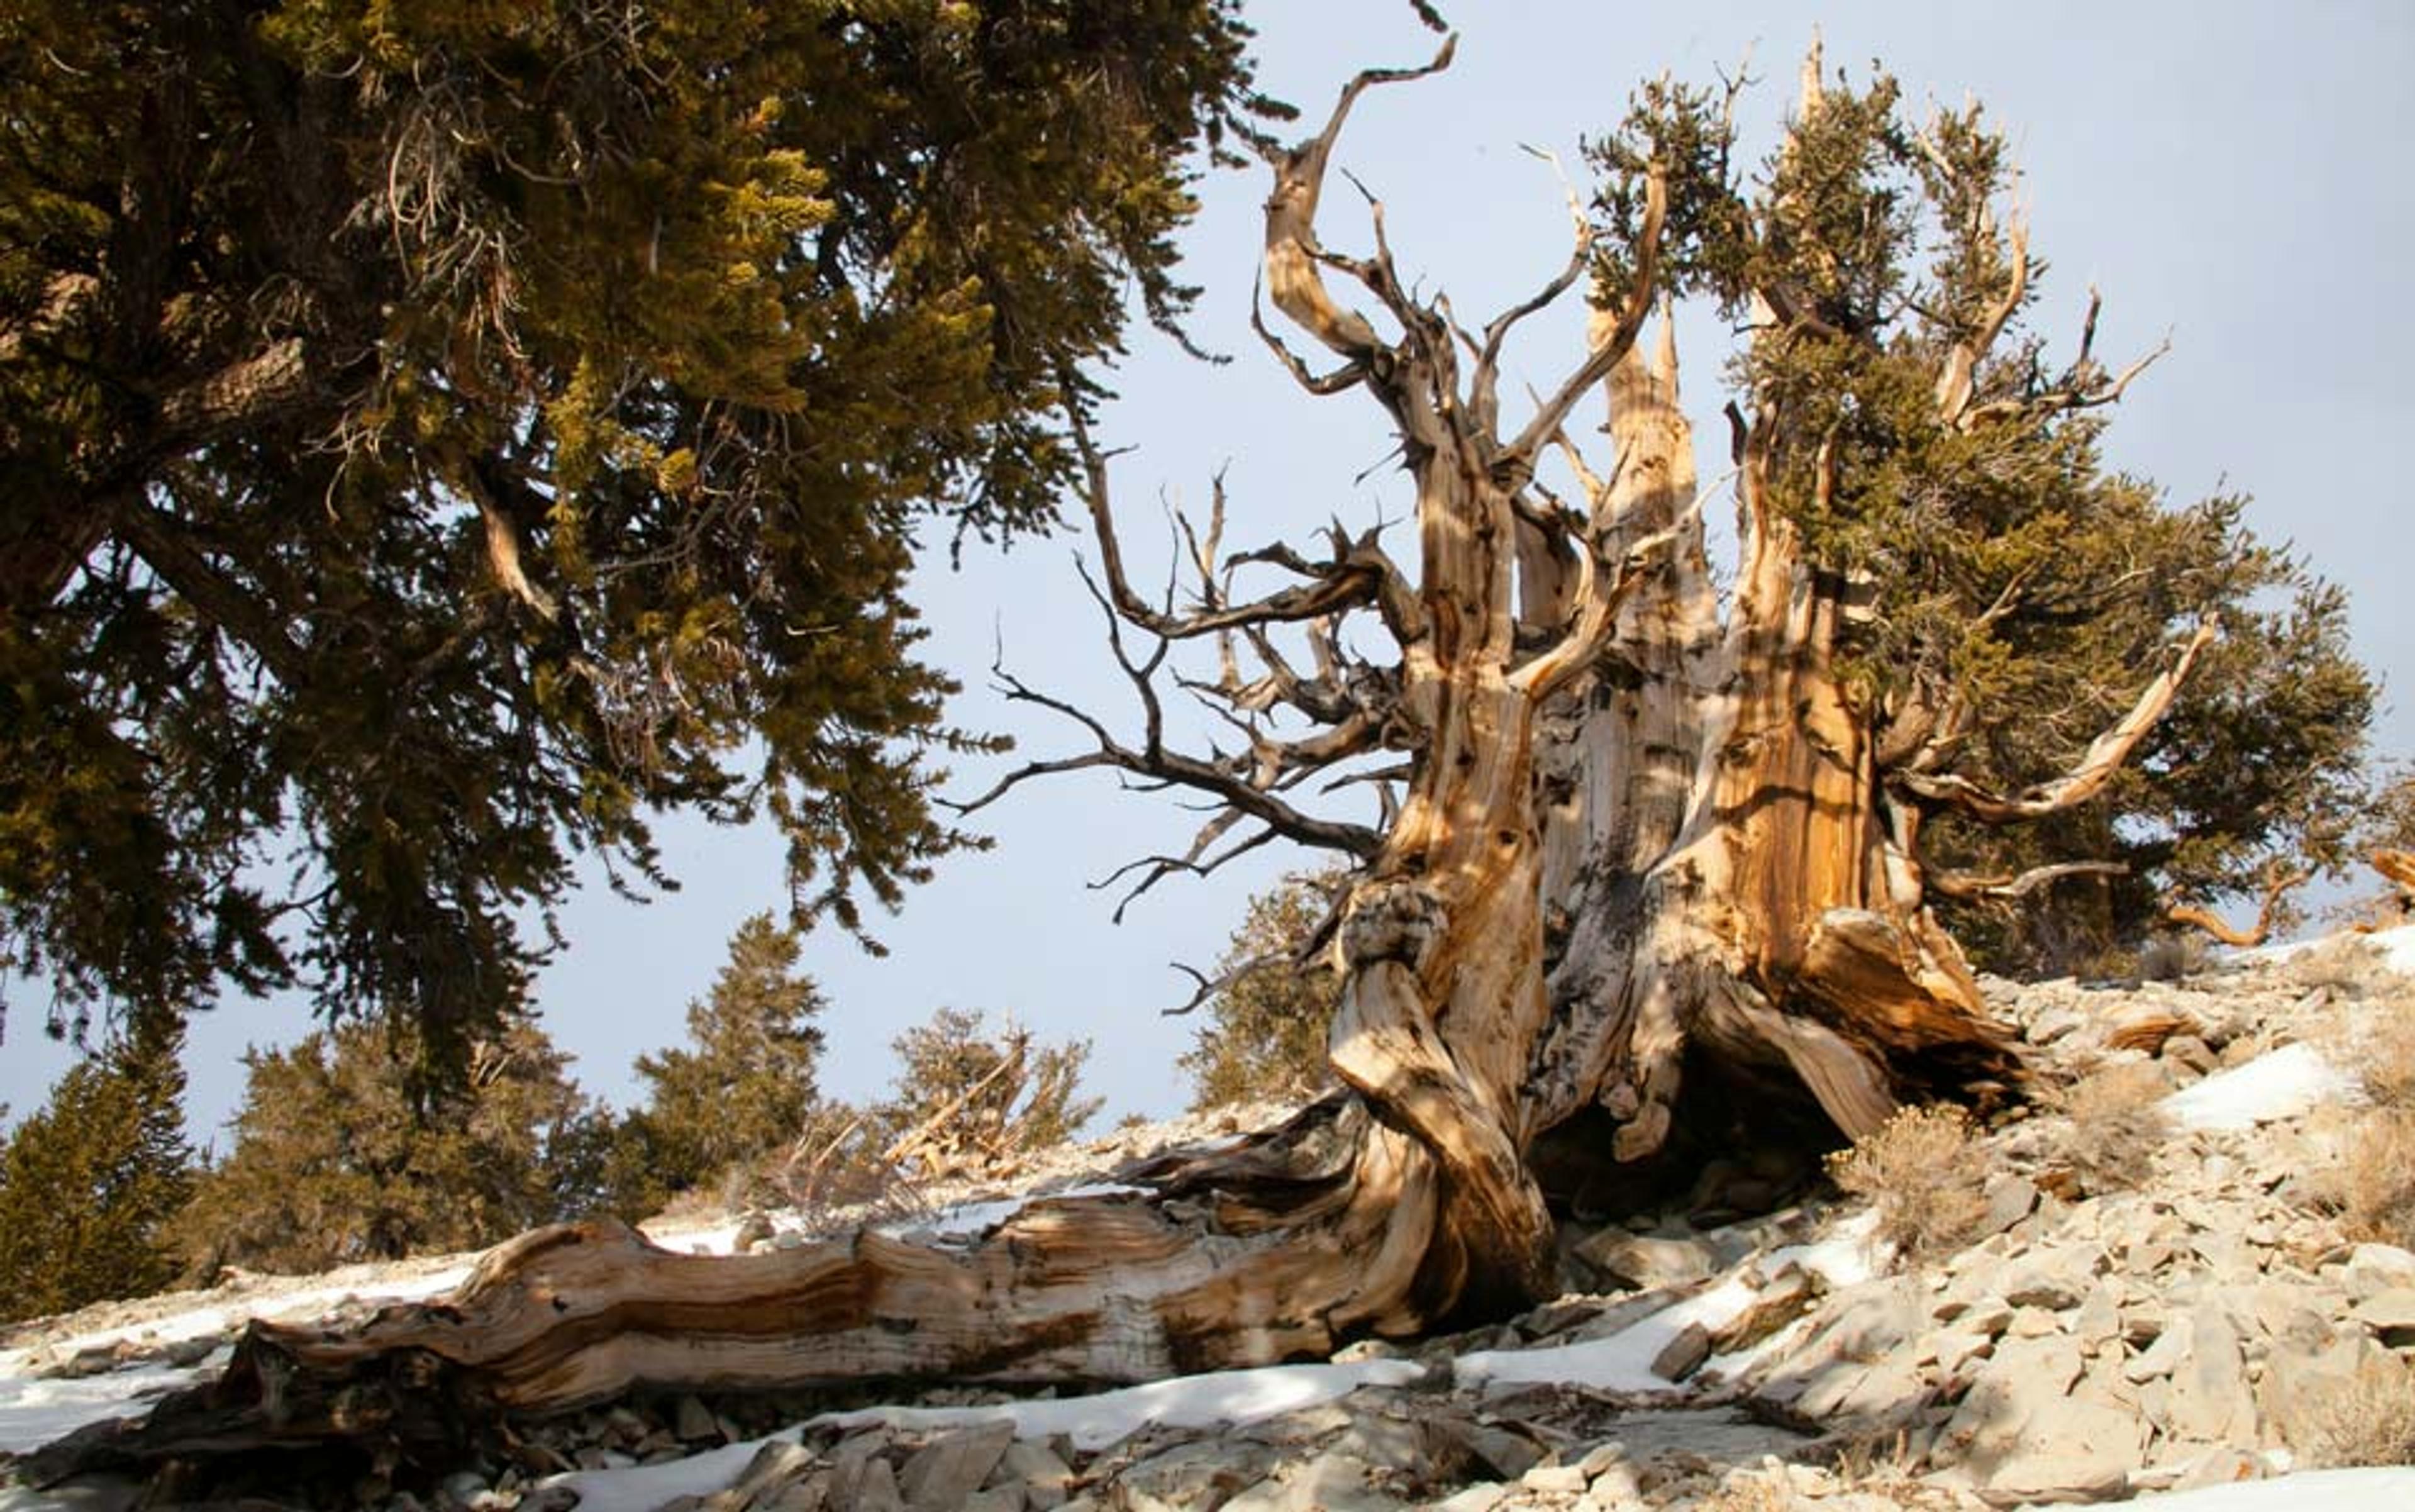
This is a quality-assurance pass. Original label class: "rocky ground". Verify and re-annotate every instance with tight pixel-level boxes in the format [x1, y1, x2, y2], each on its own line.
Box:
[5, 936, 2414, 1511]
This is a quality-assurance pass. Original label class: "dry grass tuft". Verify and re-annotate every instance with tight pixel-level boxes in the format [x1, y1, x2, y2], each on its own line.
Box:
[1690, 1474, 1797, 1512]
[1825, 1104, 1994, 1265]
[2051, 1063, 2172, 1195]
[2292, 1356, 2415, 1467]
[2322, 994, 2415, 1248]
[2360, 995, 2415, 1110]
[2138, 931, 2212, 982]
[2286, 936, 2396, 1000]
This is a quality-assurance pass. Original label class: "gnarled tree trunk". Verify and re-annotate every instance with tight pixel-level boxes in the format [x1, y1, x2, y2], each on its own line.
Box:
[36, 44, 2201, 1492]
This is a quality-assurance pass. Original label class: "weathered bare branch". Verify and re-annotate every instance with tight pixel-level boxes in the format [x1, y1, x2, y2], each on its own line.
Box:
[1067, 403, 1389, 643]
[1925, 859, 2126, 901]
[1894, 620, 2217, 823]
[1502, 165, 1668, 468]
[2164, 862, 2309, 949]
[1260, 37, 1457, 365]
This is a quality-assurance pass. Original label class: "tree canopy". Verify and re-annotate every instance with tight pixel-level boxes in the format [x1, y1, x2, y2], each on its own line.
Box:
[0, 0, 1270, 1062]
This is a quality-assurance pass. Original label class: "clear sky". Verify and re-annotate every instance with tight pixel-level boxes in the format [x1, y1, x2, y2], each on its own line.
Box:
[6, 1, 2412, 1142]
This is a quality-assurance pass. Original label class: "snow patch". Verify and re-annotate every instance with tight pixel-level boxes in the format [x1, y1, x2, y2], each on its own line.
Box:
[1456, 1213, 1884, 1394]
[543, 1358, 1427, 1512]
[2162, 1042, 2358, 1131]
[0, 1360, 218, 1457]
[2122, 1467, 2415, 1511]
[813, 1357, 1426, 1450]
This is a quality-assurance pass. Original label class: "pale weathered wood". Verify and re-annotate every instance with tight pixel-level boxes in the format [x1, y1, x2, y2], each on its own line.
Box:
[47, 47, 2207, 1491]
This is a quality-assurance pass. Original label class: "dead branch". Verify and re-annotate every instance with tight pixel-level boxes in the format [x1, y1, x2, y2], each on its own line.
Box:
[1892, 620, 2216, 823]
[1925, 859, 2126, 901]
[1259, 37, 1458, 365]
[2164, 862, 2311, 949]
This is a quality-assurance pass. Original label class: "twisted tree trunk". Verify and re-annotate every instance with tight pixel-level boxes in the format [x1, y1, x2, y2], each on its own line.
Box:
[37, 44, 2195, 1493]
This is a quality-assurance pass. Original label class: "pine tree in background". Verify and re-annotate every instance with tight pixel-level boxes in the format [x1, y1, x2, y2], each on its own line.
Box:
[623, 913, 827, 1203]
[178, 1021, 617, 1274]
[0, 1021, 192, 1321]
[1180, 872, 1342, 1111]
[879, 1008, 1101, 1179]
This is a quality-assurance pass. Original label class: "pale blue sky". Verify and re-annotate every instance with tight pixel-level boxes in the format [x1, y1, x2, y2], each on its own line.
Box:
[7, 1, 2412, 1140]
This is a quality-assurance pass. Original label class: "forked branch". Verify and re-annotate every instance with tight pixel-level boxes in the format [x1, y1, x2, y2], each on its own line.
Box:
[1893, 621, 2217, 823]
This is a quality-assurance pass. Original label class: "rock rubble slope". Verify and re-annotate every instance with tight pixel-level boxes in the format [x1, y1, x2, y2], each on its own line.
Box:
[6, 935, 2415, 1510]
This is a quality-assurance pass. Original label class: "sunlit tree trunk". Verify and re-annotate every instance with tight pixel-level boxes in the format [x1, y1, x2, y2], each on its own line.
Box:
[38, 43, 2207, 1487]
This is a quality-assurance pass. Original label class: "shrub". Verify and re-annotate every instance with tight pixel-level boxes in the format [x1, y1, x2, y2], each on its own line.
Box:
[1824, 1104, 1994, 1265]
[626, 913, 827, 1202]
[2051, 1063, 2172, 1195]
[177, 1020, 615, 1272]
[2324, 996, 2415, 1248]
[877, 1009, 1101, 1180]
[2292, 1355, 2415, 1467]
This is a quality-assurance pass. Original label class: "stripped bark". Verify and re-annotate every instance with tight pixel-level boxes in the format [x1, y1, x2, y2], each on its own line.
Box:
[38, 43, 2218, 1490]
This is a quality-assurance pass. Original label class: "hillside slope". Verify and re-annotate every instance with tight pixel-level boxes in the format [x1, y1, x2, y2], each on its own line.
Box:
[5, 935, 2414, 1510]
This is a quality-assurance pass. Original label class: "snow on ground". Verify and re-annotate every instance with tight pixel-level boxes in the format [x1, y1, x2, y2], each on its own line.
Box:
[2231, 920, 2415, 972]
[810, 1358, 1428, 1452]
[0, 1262, 479, 1455]
[544, 1359, 1430, 1512]
[0, 1360, 223, 1458]
[2160, 1041, 2360, 1132]
[1455, 1213, 1885, 1394]
[0, 1261, 471, 1381]
[2128, 1467, 2415, 1509]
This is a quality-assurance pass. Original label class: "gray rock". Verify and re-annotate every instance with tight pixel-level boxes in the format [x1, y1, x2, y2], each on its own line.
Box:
[2350, 1287, 2415, 1344]
[1975, 1174, 2040, 1240]
[1116, 1437, 1280, 1511]
[672, 1393, 723, 1444]
[2158, 1308, 2258, 1445]
[1999, 1242, 2107, 1310]
[1939, 1339, 2145, 1502]
[1423, 1416, 1543, 1481]
[997, 1439, 1076, 1509]
[854, 1457, 907, 1512]
[1709, 1264, 1819, 1354]
[1650, 1321, 1711, 1382]
[899, 1421, 1016, 1511]
[1571, 1231, 1718, 1291]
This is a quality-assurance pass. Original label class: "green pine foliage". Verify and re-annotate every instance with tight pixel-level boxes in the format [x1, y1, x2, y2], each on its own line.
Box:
[623, 912, 827, 1201]
[1589, 70, 2375, 974]
[177, 1020, 619, 1273]
[0, 1024, 194, 1322]
[1180, 872, 1340, 1112]
[0, 1, 1272, 1070]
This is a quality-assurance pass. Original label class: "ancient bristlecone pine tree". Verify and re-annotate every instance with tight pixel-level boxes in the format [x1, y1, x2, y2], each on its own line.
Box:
[48, 45, 2253, 1479]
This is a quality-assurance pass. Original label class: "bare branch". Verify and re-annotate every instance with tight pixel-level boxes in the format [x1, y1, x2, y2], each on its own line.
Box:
[1260, 37, 1457, 365]
[2165, 862, 2309, 949]
[1503, 163, 1668, 468]
[1066, 401, 1386, 642]
[1960, 330, 2170, 431]
[1893, 620, 2217, 823]
[1925, 860, 2126, 901]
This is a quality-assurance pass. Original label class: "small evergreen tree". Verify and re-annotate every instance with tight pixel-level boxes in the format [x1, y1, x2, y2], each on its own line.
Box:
[0, 1021, 193, 1321]
[179, 1020, 611, 1273]
[624, 913, 827, 1199]
[1181, 873, 1342, 1111]
[879, 1009, 1101, 1179]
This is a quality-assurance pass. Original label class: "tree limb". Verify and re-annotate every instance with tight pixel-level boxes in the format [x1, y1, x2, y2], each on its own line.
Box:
[1925, 859, 2126, 901]
[2164, 862, 2309, 949]
[1892, 620, 2216, 823]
